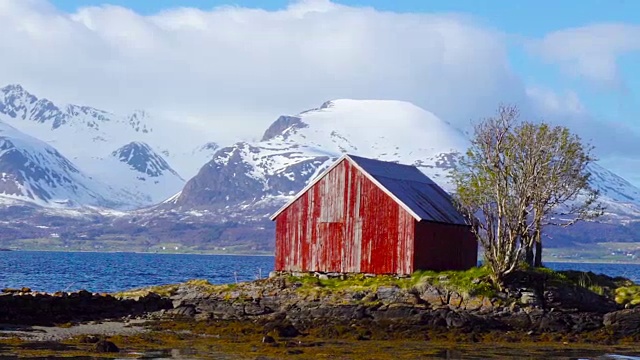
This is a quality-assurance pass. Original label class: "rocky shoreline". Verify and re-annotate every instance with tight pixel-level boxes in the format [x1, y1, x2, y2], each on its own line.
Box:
[159, 272, 640, 342]
[3, 270, 639, 339]
[2, 270, 640, 358]
[0, 288, 171, 326]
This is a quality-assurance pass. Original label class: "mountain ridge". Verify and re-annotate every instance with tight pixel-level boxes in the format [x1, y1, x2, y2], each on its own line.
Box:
[0, 120, 134, 208]
[0, 86, 639, 253]
[172, 99, 640, 218]
[0, 84, 199, 206]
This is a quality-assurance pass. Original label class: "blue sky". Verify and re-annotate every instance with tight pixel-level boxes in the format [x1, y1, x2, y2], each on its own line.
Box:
[48, 0, 639, 129]
[49, 0, 640, 34]
[3, 0, 640, 183]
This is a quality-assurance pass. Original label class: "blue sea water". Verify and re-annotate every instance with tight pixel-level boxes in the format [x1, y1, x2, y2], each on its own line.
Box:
[2, 251, 640, 359]
[0, 251, 274, 293]
[1, 250, 640, 293]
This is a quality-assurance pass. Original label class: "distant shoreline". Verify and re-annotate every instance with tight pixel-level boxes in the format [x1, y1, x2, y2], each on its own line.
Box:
[2, 249, 640, 265]
[0, 249, 274, 257]
[542, 258, 640, 265]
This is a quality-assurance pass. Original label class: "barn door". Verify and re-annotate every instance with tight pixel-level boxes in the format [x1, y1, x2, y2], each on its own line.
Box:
[317, 222, 344, 273]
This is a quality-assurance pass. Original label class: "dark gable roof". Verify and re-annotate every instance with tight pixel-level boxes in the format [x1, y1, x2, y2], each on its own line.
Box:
[346, 155, 468, 225]
[270, 154, 469, 226]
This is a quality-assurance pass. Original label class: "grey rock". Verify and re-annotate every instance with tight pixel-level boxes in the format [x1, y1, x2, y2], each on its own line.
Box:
[376, 286, 401, 302]
[167, 305, 196, 318]
[519, 291, 539, 306]
[604, 308, 640, 336]
[261, 115, 307, 142]
[94, 340, 119, 353]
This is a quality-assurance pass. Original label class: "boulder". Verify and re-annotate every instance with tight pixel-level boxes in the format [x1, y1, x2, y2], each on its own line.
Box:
[603, 308, 640, 337]
[167, 305, 197, 318]
[265, 320, 300, 338]
[262, 335, 276, 344]
[94, 340, 119, 353]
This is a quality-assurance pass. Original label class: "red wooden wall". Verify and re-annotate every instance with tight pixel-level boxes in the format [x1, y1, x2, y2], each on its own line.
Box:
[275, 159, 415, 275]
[413, 221, 478, 271]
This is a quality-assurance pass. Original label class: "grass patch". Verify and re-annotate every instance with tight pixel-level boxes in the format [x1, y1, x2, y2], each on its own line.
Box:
[289, 273, 406, 291]
[113, 278, 247, 300]
[411, 266, 494, 297]
[553, 269, 635, 299]
[285, 266, 496, 299]
[113, 283, 180, 299]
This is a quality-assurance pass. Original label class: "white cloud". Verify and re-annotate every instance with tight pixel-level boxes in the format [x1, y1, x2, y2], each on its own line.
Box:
[527, 85, 640, 184]
[525, 23, 640, 184]
[528, 24, 640, 89]
[1, 0, 639, 185]
[525, 87, 586, 116]
[0, 0, 527, 142]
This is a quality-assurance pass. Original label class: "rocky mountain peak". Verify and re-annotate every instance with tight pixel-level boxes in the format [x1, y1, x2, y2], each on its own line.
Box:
[165, 98, 640, 230]
[261, 115, 307, 141]
[0, 121, 128, 208]
[199, 142, 219, 152]
[0, 84, 106, 129]
[0, 84, 190, 208]
[1, 84, 51, 123]
[111, 141, 180, 179]
[193, 142, 220, 160]
[170, 99, 475, 209]
[320, 100, 334, 109]
[1, 84, 30, 97]
[0, 84, 155, 133]
[127, 110, 152, 133]
[173, 143, 266, 207]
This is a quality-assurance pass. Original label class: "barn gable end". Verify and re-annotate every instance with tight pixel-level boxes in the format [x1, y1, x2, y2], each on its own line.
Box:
[272, 154, 476, 275]
[274, 158, 415, 274]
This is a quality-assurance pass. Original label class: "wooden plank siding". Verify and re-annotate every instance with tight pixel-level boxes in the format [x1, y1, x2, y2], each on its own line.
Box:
[413, 221, 478, 271]
[275, 158, 415, 275]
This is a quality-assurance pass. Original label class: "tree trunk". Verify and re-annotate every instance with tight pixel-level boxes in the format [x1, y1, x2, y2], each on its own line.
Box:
[532, 220, 543, 267]
[534, 237, 543, 267]
[524, 246, 534, 267]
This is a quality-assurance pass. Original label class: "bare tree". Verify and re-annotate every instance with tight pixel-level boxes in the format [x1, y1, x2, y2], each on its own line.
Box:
[452, 105, 526, 287]
[452, 104, 603, 286]
[510, 123, 604, 267]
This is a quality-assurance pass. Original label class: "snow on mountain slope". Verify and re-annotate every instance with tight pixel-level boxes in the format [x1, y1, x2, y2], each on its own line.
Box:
[0, 84, 209, 206]
[269, 99, 467, 161]
[171, 99, 640, 223]
[263, 99, 467, 186]
[172, 99, 466, 207]
[99, 142, 184, 203]
[584, 163, 640, 218]
[0, 120, 136, 208]
[112, 142, 181, 178]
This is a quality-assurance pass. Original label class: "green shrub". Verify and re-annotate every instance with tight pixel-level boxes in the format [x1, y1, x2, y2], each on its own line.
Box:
[615, 286, 640, 306]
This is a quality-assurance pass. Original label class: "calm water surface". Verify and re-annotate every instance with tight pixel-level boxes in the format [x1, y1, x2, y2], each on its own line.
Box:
[2, 251, 640, 359]
[0, 251, 273, 292]
[1, 250, 640, 292]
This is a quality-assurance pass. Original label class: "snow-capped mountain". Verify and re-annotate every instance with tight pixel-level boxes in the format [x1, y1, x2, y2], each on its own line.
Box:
[171, 99, 469, 209]
[170, 99, 640, 222]
[0, 84, 207, 206]
[91, 141, 184, 204]
[112, 142, 182, 179]
[0, 120, 132, 208]
[0, 96, 638, 251]
[0, 84, 150, 134]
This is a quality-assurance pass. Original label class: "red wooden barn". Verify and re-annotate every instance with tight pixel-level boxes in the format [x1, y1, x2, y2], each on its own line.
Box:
[270, 154, 477, 275]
